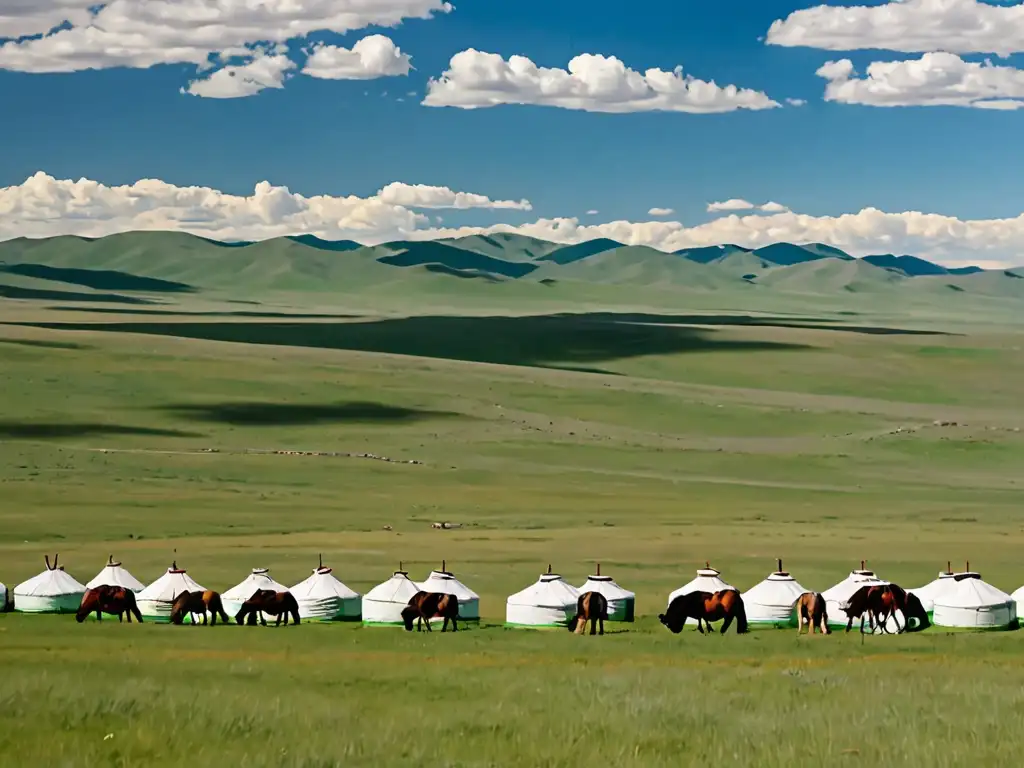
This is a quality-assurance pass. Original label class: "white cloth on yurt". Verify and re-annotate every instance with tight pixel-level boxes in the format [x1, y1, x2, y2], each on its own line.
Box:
[290, 566, 361, 621]
[136, 565, 206, 621]
[934, 573, 1016, 630]
[362, 570, 422, 626]
[14, 563, 87, 614]
[909, 570, 957, 615]
[666, 567, 735, 627]
[85, 557, 146, 592]
[577, 572, 634, 622]
[506, 573, 580, 628]
[1010, 583, 1024, 621]
[418, 569, 480, 621]
[222, 568, 291, 618]
[815, 569, 897, 634]
[0, 581, 7, 612]
[742, 569, 808, 628]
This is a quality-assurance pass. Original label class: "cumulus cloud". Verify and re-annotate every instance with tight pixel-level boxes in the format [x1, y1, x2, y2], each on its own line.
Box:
[648, 207, 674, 216]
[766, 0, 1024, 57]
[377, 182, 532, 210]
[5, 172, 1024, 267]
[759, 201, 790, 213]
[786, 97, 807, 106]
[707, 199, 790, 214]
[183, 51, 295, 99]
[817, 53, 1024, 109]
[0, 0, 450, 73]
[302, 35, 411, 80]
[422, 49, 780, 113]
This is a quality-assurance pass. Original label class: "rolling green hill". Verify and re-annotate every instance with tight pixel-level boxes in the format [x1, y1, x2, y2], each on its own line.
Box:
[755, 256, 906, 293]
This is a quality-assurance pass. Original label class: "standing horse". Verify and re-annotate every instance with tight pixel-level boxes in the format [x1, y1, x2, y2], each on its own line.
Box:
[76, 585, 143, 623]
[170, 590, 230, 625]
[567, 591, 608, 636]
[795, 591, 830, 636]
[235, 589, 301, 626]
[402, 591, 460, 632]
[659, 590, 748, 635]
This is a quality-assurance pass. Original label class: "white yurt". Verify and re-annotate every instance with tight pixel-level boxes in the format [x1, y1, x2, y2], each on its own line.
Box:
[362, 565, 422, 626]
[13, 555, 87, 613]
[821, 563, 896, 633]
[908, 564, 958, 617]
[85, 556, 146, 592]
[222, 567, 291, 618]
[742, 560, 808, 629]
[0, 580, 7, 612]
[290, 558, 361, 621]
[1010, 582, 1024, 622]
[577, 564, 634, 622]
[136, 562, 206, 621]
[418, 562, 480, 622]
[933, 570, 1017, 631]
[666, 564, 735, 628]
[506, 567, 580, 628]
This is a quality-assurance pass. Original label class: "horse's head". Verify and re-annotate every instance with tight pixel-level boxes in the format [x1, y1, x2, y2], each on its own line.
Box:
[234, 606, 247, 625]
[566, 614, 579, 632]
[658, 610, 685, 634]
[904, 593, 931, 631]
[401, 606, 417, 631]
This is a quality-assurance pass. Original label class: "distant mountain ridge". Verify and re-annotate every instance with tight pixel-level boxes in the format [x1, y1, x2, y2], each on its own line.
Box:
[0, 230, 1021, 300]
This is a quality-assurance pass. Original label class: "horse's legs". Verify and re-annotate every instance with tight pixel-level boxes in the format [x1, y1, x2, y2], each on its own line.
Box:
[276, 613, 283, 627]
[452, 616, 458, 632]
[599, 615, 604, 636]
[721, 612, 734, 634]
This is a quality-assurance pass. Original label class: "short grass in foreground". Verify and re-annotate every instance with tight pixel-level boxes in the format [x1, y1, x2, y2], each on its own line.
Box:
[1, 293, 1024, 766]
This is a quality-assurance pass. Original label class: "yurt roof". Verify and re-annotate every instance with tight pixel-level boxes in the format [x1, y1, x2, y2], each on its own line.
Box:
[419, 569, 480, 600]
[934, 573, 1012, 609]
[579, 575, 634, 598]
[507, 572, 579, 608]
[364, 570, 421, 602]
[821, 566, 888, 600]
[85, 556, 146, 591]
[222, 567, 290, 599]
[15, 560, 87, 597]
[291, 566, 360, 599]
[743, 565, 808, 602]
[137, 564, 206, 599]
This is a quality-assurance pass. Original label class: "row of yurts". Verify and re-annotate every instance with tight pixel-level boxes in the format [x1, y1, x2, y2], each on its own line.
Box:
[1, 556, 1019, 630]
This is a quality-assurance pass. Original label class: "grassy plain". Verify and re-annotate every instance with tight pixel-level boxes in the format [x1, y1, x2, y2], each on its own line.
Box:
[1, 281, 1024, 766]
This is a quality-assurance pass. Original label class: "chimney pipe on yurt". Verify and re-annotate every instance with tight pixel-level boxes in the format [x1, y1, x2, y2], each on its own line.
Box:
[597, 563, 601, 576]
[777, 558, 783, 573]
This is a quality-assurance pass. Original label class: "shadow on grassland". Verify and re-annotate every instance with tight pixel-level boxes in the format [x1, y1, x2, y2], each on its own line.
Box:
[9, 313, 815, 372]
[0, 264, 195, 294]
[47, 307, 363, 319]
[0, 283, 158, 305]
[160, 400, 459, 426]
[583, 312, 953, 336]
[0, 337, 89, 350]
[0, 422, 201, 439]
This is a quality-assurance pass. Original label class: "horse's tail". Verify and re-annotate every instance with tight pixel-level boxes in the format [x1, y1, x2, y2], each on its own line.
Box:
[214, 594, 229, 623]
[287, 593, 301, 625]
[734, 595, 748, 634]
[128, 591, 143, 623]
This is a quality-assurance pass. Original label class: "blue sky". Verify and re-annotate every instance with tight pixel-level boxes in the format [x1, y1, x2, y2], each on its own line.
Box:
[2, 0, 1024, 264]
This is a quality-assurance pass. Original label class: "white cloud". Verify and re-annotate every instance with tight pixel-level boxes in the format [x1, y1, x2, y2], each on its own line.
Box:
[0, 0, 450, 73]
[586, 209, 599, 215]
[766, 0, 1024, 58]
[648, 207, 674, 216]
[817, 52, 1024, 109]
[759, 201, 790, 213]
[5, 172, 1024, 267]
[707, 199, 755, 212]
[376, 182, 532, 210]
[422, 49, 780, 113]
[302, 35, 411, 80]
[183, 51, 295, 99]
[785, 97, 807, 106]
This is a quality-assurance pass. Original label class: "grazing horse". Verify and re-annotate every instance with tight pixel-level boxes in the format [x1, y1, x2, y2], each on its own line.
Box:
[795, 591, 830, 636]
[659, 589, 748, 635]
[567, 591, 608, 636]
[170, 590, 229, 625]
[76, 585, 143, 623]
[235, 589, 301, 626]
[401, 591, 459, 632]
[842, 584, 926, 634]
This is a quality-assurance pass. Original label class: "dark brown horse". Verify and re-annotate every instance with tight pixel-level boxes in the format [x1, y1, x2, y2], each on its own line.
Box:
[76, 585, 143, 623]
[567, 591, 608, 635]
[401, 591, 459, 632]
[170, 590, 229, 625]
[843, 584, 929, 633]
[795, 591, 830, 636]
[659, 589, 748, 634]
[235, 589, 301, 626]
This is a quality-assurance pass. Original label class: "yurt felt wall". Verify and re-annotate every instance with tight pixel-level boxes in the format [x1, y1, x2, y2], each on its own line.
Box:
[13, 555, 86, 614]
[222, 567, 291, 618]
[136, 564, 207, 622]
[85, 556, 146, 593]
[362, 568, 421, 626]
[577, 565, 634, 622]
[741, 562, 808, 628]
[506, 572, 580, 628]
[418, 564, 480, 622]
[290, 564, 361, 621]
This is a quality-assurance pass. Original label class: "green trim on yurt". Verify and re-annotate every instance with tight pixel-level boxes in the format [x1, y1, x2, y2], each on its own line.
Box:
[504, 621, 570, 629]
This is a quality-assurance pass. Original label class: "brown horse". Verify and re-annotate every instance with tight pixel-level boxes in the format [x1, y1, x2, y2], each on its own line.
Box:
[401, 591, 459, 632]
[795, 591, 830, 636]
[235, 589, 301, 626]
[76, 585, 143, 623]
[842, 584, 928, 634]
[170, 590, 229, 625]
[659, 589, 748, 634]
[567, 591, 608, 635]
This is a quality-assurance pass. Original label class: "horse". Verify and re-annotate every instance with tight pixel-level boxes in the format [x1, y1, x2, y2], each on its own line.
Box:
[235, 589, 301, 626]
[842, 584, 926, 634]
[659, 589, 748, 635]
[170, 590, 229, 625]
[567, 591, 608, 635]
[75, 585, 143, 623]
[401, 591, 459, 632]
[795, 591, 830, 636]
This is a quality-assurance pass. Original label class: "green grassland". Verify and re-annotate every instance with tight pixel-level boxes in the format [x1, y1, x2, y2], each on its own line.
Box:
[2, 234, 1024, 766]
